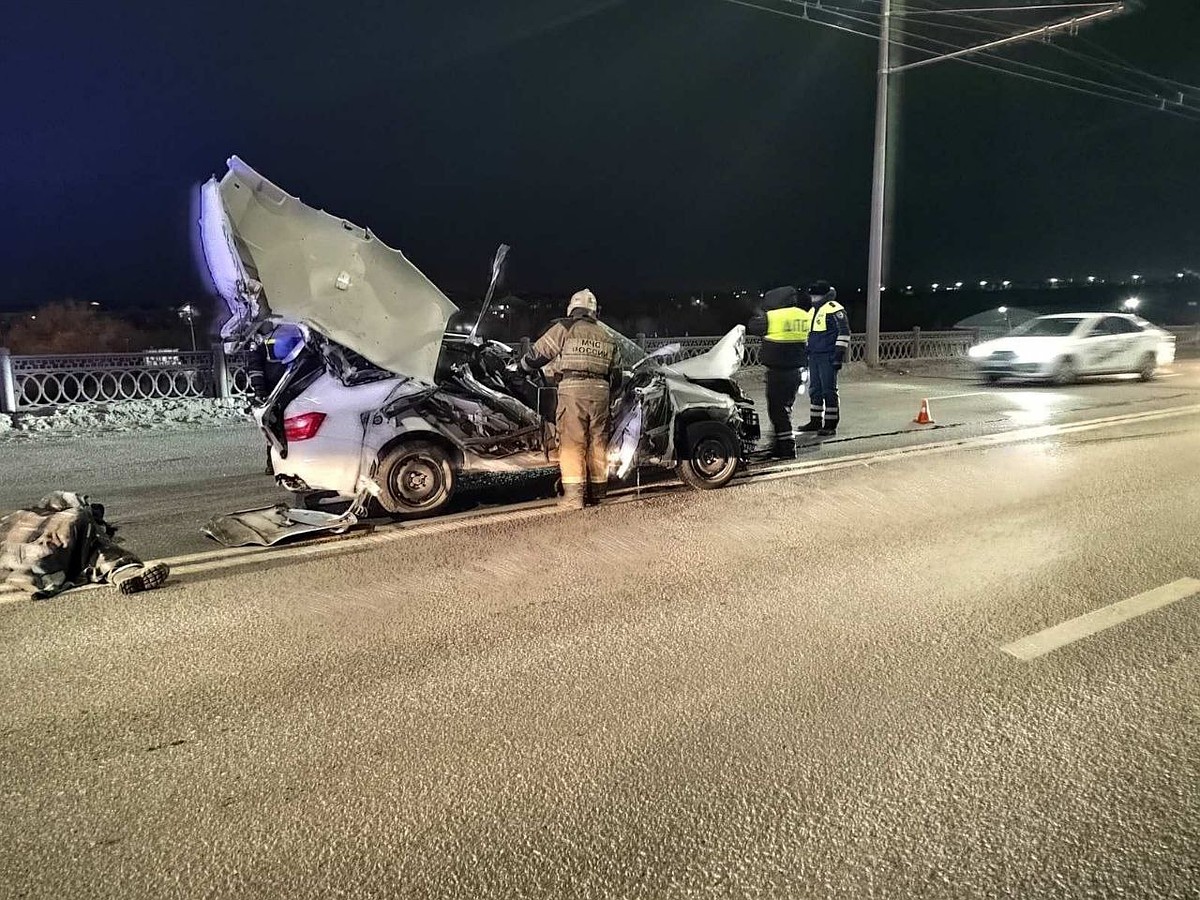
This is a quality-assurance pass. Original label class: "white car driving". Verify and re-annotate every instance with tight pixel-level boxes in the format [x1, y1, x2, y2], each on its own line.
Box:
[968, 313, 1176, 384]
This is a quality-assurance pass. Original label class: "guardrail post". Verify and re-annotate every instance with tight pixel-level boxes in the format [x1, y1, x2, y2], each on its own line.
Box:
[636, 332, 647, 350]
[0, 348, 16, 413]
[912, 326, 922, 359]
[212, 342, 231, 400]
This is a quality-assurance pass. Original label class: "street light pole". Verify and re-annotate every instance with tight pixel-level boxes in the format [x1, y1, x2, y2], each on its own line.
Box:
[864, 0, 891, 368]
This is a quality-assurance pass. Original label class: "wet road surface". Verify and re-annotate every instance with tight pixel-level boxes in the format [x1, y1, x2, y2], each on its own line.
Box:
[1, 393, 1197, 898]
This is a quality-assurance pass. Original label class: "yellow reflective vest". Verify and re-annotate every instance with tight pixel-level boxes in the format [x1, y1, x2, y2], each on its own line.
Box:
[765, 306, 813, 344]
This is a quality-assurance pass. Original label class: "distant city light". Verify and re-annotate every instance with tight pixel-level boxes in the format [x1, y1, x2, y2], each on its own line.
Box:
[906, 285, 913, 291]
[1087, 276, 1097, 283]
[931, 283, 940, 290]
[89, 301, 101, 307]
[954, 281, 964, 289]
[1048, 277, 1059, 284]
[1178, 272, 1186, 279]
[979, 280, 988, 287]
[1002, 280, 1012, 287]
[1123, 297, 1140, 310]
[1132, 273, 1142, 280]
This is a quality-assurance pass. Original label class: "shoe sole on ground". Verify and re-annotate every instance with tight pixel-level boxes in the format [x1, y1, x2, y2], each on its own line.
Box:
[118, 562, 171, 595]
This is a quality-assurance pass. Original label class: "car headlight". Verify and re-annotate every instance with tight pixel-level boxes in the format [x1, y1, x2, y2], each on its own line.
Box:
[1015, 345, 1059, 364]
[968, 345, 991, 359]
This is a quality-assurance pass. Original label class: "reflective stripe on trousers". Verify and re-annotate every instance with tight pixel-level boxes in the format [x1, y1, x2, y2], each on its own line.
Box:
[808, 353, 840, 422]
[556, 380, 611, 486]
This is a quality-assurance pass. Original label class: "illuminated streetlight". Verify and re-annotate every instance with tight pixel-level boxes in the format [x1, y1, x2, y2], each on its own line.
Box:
[1123, 297, 1140, 311]
[998, 306, 1011, 330]
[979, 280, 988, 288]
[931, 283, 940, 290]
[1002, 280, 1011, 288]
[1131, 273, 1142, 281]
[954, 281, 964, 289]
[178, 304, 199, 351]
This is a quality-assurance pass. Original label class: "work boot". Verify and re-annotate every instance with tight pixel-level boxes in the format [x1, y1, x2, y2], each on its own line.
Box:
[588, 481, 609, 506]
[818, 424, 838, 437]
[796, 416, 824, 433]
[770, 441, 796, 460]
[559, 484, 587, 511]
[113, 562, 171, 595]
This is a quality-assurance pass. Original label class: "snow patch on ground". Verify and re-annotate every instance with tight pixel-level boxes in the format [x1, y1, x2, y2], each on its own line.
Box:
[1, 398, 252, 440]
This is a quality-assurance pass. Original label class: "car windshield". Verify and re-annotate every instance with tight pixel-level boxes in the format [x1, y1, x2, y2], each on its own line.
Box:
[1012, 317, 1085, 337]
[602, 324, 650, 368]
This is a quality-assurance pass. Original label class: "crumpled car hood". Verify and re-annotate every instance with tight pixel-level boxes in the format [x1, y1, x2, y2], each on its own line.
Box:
[668, 326, 745, 380]
[198, 156, 458, 382]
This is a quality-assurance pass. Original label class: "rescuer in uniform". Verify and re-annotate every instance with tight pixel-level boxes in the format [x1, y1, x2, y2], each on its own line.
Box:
[800, 280, 851, 436]
[747, 285, 811, 459]
[518, 289, 620, 510]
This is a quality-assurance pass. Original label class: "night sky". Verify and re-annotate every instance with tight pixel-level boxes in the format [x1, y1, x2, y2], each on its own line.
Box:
[2, 0, 1197, 311]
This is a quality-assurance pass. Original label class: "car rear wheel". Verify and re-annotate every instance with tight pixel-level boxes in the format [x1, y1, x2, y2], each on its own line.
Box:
[1052, 357, 1077, 386]
[677, 422, 739, 490]
[376, 440, 456, 518]
[1137, 351, 1157, 381]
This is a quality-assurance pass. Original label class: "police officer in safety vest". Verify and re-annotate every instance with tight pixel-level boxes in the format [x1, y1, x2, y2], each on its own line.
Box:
[747, 286, 811, 459]
[800, 280, 851, 436]
[519, 289, 620, 510]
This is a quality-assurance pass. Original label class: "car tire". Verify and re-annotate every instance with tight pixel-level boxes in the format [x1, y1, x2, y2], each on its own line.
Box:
[981, 373, 1002, 385]
[677, 422, 739, 490]
[376, 440, 456, 518]
[1052, 357, 1077, 386]
[1137, 351, 1157, 382]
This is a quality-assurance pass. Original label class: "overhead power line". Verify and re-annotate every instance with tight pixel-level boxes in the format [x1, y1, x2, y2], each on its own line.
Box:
[726, 0, 1200, 121]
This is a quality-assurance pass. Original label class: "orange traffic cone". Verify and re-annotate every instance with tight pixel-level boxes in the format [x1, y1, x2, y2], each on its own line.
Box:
[913, 399, 935, 425]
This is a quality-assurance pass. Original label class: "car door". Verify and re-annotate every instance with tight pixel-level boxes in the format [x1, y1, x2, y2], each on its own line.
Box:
[1077, 318, 1112, 374]
[1081, 317, 1128, 373]
[1104, 316, 1148, 371]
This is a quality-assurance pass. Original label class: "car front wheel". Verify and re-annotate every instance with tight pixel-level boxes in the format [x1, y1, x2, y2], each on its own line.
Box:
[1137, 351, 1157, 382]
[1052, 357, 1077, 386]
[677, 422, 739, 490]
[376, 440, 456, 518]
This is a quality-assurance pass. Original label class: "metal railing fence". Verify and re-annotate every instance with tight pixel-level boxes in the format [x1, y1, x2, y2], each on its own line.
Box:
[0, 348, 253, 413]
[643, 328, 974, 366]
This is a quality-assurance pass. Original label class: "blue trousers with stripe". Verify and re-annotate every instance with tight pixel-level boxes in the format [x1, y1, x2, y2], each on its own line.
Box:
[807, 352, 840, 424]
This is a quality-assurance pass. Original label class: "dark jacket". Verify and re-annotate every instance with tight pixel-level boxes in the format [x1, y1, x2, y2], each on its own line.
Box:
[748, 286, 808, 369]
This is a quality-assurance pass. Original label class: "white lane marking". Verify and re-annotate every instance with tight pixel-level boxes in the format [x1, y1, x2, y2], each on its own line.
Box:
[2, 403, 1199, 599]
[1001, 578, 1200, 661]
[926, 391, 991, 401]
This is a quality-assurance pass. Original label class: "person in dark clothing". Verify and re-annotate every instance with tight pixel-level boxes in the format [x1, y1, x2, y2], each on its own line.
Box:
[800, 280, 851, 436]
[0, 492, 170, 600]
[747, 286, 812, 459]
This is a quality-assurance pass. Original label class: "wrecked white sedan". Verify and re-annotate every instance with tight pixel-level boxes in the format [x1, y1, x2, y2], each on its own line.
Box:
[198, 158, 759, 536]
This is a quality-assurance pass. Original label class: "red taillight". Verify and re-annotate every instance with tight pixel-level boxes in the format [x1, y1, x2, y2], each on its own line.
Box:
[283, 412, 327, 441]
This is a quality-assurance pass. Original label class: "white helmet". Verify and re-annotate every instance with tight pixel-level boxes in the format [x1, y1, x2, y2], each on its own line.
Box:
[567, 288, 598, 317]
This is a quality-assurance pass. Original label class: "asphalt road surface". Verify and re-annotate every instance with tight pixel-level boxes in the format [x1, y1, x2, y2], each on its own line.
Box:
[1, 368, 1197, 898]
[2, 359, 1199, 560]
